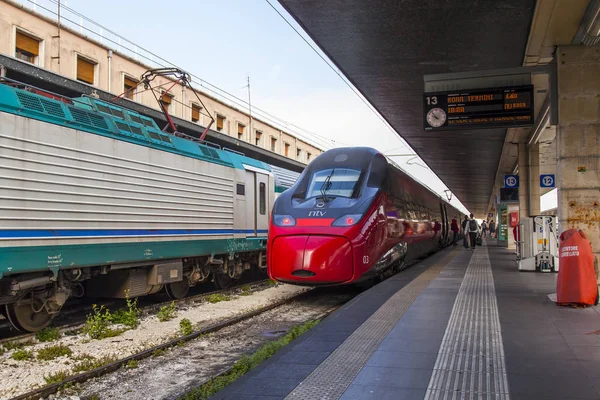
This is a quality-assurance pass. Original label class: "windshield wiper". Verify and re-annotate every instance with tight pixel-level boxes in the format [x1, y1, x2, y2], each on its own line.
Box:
[320, 169, 335, 202]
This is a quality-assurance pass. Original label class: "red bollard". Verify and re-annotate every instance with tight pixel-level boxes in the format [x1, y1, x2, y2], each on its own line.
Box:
[556, 229, 598, 307]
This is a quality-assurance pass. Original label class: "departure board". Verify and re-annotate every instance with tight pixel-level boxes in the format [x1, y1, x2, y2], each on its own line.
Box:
[423, 85, 534, 131]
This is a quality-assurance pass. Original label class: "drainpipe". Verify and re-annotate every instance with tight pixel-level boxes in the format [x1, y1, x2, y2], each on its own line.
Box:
[107, 49, 113, 93]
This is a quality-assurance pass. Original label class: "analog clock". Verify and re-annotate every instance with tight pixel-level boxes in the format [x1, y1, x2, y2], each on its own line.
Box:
[426, 108, 446, 128]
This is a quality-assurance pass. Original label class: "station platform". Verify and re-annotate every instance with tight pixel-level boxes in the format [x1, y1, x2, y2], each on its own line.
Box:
[213, 242, 600, 400]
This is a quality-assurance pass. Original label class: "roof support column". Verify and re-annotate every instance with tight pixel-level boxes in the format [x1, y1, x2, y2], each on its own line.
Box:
[556, 45, 600, 278]
[518, 142, 541, 221]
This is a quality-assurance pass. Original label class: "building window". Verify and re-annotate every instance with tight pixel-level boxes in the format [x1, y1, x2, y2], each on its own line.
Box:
[270, 137, 277, 152]
[191, 103, 201, 123]
[259, 182, 266, 215]
[76, 56, 96, 85]
[15, 31, 40, 64]
[160, 92, 173, 112]
[216, 114, 225, 131]
[237, 123, 245, 140]
[284, 143, 290, 157]
[123, 76, 138, 100]
[255, 130, 262, 146]
[307, 152, 312, 162]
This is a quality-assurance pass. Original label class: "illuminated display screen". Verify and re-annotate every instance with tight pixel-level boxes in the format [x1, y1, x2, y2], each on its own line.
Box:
[423, 85, 534, 131]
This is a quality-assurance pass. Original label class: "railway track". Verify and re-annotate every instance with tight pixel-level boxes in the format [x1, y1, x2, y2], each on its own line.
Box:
[0, 277, 272, 346]
[10, 287, 337, 400]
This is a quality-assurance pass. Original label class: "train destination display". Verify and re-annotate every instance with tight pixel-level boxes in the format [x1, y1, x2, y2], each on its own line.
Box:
[423, 85, 534, 131]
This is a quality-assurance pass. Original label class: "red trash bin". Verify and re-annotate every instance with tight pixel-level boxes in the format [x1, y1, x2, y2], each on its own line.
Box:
[556, 229, 598, 307]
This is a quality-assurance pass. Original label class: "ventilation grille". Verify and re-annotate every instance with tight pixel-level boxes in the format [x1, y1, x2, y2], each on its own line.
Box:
[110, 108, 125, 119]
[88, 114, 109, 130]
[142, 119, 155, 128]
[16, 91, 44, 113]
[115, 121, 132, 133]
[40, 99, 66, 118]
[129, 114, 143, 124]
[69, 107, 92, 125]
[199, 145, 221, 160]
[129, 125, 143, 135]
[68, 106, 110, 130]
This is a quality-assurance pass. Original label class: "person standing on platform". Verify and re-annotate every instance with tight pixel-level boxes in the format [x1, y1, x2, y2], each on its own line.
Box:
[451, 216, 459, 245]
[461, 215, 469, 250]
[481, 220, 488, 238]
[464, 213, 479, 251]
[489, 220, 496, 238]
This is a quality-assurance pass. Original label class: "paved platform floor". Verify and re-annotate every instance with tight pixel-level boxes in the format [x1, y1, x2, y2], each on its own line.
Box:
[212, 242, 600, 400]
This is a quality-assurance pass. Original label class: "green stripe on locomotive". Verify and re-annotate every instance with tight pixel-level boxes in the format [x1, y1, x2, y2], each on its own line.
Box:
[0, 237, 267, 278]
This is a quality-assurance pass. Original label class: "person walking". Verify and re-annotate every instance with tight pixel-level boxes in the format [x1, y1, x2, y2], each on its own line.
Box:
[451, 216, 459, 245]
[481, 220, 488, 238]
[489, 220, 496, 238]
[464, 213, 479, 251]
[461, 215, 469, 250]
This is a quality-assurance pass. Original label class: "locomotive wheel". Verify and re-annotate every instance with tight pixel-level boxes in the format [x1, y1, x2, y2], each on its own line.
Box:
[4, 298, 54, 332]
[213, 273, 233, 290]
[165, 280, 190, 300]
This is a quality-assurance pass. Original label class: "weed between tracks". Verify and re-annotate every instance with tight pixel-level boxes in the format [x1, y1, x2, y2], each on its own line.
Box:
[36, 327, 61, 342]
[37, 344, 72, 361]
[84, 295, 141, 340]
[180, 319, 319, 400]
[179, 318, 193, 336]
[158, 301, 178, 322]
[11, 348, 32, 361]
[205, 293, 231, 304]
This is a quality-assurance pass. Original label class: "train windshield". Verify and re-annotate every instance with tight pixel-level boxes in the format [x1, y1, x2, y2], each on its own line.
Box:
[305, 168, 361, 199]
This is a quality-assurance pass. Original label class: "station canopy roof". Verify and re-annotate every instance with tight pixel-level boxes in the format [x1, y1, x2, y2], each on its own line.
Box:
[279, 0, 536, 216]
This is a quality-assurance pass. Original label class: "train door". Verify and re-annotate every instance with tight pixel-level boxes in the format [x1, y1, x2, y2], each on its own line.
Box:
[241, 171, 257, 236]
[255, 173, 269, 235]
[439, 203, 446, 243]
[442, 203, 449, 243]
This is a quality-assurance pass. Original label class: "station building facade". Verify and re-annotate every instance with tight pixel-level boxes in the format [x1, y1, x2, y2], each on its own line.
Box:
[0, 0, 322, 164]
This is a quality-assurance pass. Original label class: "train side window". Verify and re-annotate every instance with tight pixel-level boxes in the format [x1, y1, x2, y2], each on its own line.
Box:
[259, 183, 266, 215]
[236, 184, 245, 196]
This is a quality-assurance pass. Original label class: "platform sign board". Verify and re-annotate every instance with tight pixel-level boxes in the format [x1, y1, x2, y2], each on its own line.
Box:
[423, 85, 534, 131]
[488, 213, 494, 218]
[540, 174, 555, 188]
[504, 175, 519, 188]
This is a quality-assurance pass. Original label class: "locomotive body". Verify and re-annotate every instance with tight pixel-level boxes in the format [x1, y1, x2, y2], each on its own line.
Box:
[0, 81, 299, 331]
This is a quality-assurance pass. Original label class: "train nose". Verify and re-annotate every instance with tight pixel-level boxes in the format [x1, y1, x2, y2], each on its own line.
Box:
[270, 235, 353, 284]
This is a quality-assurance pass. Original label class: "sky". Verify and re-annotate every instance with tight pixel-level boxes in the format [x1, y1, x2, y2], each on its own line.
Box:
[26, 0, 470, 214]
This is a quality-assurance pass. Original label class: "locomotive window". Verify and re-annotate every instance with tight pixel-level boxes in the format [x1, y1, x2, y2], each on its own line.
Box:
[259, 183, 266, 215]
[306, 168, 360, 199]
[236, 184, 245, 196]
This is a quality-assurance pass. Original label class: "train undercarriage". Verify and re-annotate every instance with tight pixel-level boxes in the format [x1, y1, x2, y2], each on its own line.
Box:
[0, 250, 266, 332]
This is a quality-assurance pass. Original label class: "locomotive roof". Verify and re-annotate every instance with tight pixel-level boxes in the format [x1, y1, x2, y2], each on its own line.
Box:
[0, 81, 272, 174]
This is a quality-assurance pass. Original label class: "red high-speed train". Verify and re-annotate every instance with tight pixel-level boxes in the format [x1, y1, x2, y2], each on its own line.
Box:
[267, 147, 465, 286]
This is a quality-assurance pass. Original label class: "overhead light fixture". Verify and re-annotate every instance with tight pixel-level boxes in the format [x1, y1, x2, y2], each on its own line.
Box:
[444, 190, 453, 201]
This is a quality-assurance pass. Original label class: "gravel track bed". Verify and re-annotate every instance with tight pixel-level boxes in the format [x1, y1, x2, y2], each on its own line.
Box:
[0, 284, 308, 400]
[74, 290, 352, 400]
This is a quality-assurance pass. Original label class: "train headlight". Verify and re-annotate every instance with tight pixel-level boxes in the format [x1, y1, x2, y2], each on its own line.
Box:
[274, 215, 296, 226]
[332, 214, 362, 227]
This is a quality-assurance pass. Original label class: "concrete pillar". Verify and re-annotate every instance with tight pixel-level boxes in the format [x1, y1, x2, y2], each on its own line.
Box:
[529, 142, 541, 216]
[556, 45, 600, 277]
[518, 142, 541, 219]
[518, 143, 529, 221]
